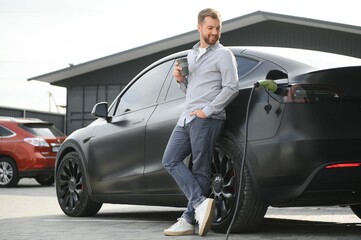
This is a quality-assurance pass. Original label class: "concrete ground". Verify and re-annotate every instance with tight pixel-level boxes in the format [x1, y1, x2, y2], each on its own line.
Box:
[1, 178, 361, 240]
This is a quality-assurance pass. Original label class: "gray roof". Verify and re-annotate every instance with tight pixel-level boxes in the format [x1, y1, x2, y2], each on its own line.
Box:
[29, 11, 361, 84]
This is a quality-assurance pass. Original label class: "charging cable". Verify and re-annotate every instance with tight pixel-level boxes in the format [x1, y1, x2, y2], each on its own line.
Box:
[224, 84, 255, 240]
[224, 80, 277, 240]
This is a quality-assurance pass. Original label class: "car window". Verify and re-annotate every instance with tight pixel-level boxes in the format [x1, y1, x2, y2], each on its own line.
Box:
[0, 125, 15, 138]
[165, 76, 186, 101]
[114, 61, 173, 115]
[164, 56, 259, 101]
[20, 123, 65, 137]
[236, 56, 260, 79]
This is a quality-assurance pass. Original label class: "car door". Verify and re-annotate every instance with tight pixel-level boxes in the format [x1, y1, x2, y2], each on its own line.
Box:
[88, 60, 173, 194]
[144, 68, 187, 194]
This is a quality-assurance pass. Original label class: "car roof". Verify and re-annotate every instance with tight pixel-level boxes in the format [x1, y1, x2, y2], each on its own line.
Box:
[128, 46, 361, 86]
[161, 46, 361, 65]
[239, 47, 361, 79]
[0, 116, 51, 124]
[239, 46, 361, 69]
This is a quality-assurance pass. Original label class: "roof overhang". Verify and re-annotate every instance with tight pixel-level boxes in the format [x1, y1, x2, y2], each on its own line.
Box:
[29, 11, 361, 84]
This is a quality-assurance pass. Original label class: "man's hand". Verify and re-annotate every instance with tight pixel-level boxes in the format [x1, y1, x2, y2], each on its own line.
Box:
[174, 62, 186, 83]
[190, 109, 207, 118]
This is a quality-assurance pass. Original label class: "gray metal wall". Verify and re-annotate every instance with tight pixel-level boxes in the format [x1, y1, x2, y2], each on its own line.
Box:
[59, 21, 361, 134]
[66, 85, 122, 133]
[62, 45, 191, 134]
[0, 106, 65, 133]
[221, 21, 361, 58]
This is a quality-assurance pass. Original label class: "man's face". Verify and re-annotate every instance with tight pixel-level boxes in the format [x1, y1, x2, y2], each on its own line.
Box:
[198, 16, 221, 46]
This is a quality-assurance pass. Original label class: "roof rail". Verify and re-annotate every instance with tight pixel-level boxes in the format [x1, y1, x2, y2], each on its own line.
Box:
[0, 116, 42, 122]
[0, 116, 17, 121]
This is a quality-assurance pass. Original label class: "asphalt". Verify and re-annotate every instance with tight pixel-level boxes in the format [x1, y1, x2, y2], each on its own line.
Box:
[1, 178, 361, 240]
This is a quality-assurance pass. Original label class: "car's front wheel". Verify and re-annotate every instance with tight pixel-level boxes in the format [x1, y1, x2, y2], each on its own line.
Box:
[210, 137, 268, 233]
[0, 157, 19, 187]
[56, 152, 102, 217]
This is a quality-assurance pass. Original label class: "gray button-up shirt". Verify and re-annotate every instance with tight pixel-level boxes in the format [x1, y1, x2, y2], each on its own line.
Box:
[177, 42, 239, 127]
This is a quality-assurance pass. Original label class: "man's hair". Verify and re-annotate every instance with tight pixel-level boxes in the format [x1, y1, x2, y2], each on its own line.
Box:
[198, 8, 222, 24]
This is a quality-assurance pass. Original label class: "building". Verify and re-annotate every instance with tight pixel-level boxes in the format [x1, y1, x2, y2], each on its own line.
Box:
[29, 11, 361, 134]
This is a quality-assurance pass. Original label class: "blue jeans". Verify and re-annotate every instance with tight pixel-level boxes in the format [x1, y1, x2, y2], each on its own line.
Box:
[162, 117, 224, 224]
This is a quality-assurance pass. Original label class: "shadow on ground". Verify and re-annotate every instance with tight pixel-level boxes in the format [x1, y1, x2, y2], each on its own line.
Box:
[94, 210, 361, 237]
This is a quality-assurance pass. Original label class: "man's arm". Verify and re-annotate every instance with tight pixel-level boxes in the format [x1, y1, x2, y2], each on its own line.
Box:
[202, 50, 239, 117]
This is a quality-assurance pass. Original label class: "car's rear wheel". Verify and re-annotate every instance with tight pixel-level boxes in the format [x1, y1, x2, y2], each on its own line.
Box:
[35, 175, 54, 186]
[0, 157, 19, 187]
[210, 137, 268, 233]
[56, 152, 102, 217]
[350, 204, 361, 219]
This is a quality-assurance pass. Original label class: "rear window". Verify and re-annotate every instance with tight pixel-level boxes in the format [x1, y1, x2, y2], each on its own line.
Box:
[20, 123, 65, 137]
[306, 66, 361, 98]
[236, 56, 259, 79]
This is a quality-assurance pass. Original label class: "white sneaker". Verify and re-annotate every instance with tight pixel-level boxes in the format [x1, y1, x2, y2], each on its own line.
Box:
[163, 218, 195, 236]
[195, 198, 215, 236]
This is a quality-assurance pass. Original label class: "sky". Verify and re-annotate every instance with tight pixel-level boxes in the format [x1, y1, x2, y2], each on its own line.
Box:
[1, 0, 361, 113]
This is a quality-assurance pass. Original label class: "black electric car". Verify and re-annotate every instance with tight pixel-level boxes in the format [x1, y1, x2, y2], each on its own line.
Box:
[55, 47, 361, 233]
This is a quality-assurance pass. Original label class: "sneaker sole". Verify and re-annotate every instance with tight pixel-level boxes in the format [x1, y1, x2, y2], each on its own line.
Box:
[198, 199, 215, 236]
[163, 230, 195, 236]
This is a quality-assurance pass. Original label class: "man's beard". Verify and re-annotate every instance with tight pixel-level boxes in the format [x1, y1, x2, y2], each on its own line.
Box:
[202, 33, 220, 45]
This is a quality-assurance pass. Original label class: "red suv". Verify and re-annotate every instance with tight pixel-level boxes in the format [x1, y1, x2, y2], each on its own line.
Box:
[0, 117, 66, 187]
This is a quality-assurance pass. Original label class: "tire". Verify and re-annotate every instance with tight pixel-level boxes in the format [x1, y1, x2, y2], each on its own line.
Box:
[0, 157, 19, 187]
[350, 204, 361, 219]
[35, 175, 54, 186]
[56, 152, 102, 217]
[210, 137, 268, 233]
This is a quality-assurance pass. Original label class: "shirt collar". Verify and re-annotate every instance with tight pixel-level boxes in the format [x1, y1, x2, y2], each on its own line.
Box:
[192, 41, 220, 52]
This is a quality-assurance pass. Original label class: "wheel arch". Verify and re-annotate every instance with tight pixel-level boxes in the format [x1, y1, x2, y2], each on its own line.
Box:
[0, 155, 20, 187]
[0, 155, 19, 175]
[212, 131, 268, 233]
[56, 140, 95, 195]
[0, 154, 18, 168]
[0, 154, 17, 165]
[221, 128, 263, 201]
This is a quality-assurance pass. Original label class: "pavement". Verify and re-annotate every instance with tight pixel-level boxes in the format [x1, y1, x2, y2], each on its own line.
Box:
[1, 178, 361, 240]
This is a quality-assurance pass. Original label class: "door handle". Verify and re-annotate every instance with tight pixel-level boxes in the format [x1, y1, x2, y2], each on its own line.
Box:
[132, 118, 145, 125]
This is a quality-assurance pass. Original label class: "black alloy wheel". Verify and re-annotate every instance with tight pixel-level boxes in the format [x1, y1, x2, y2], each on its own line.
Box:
[210, 145, 237, 224]
[56, 152, 102, 217]
[210, 137, 268, 233]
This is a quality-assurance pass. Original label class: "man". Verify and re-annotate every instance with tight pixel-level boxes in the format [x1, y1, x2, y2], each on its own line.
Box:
[162, 8, 239, 236]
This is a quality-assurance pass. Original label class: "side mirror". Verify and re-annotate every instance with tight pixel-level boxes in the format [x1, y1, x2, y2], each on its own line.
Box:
[91, 102, 110, 121]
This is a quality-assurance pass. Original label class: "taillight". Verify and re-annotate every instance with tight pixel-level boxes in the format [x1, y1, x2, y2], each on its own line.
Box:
[24, 138, 50, 147]
[284, 84, 315, 103]
[284, 84, 341, 103]
[325, 163, 361, 169]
